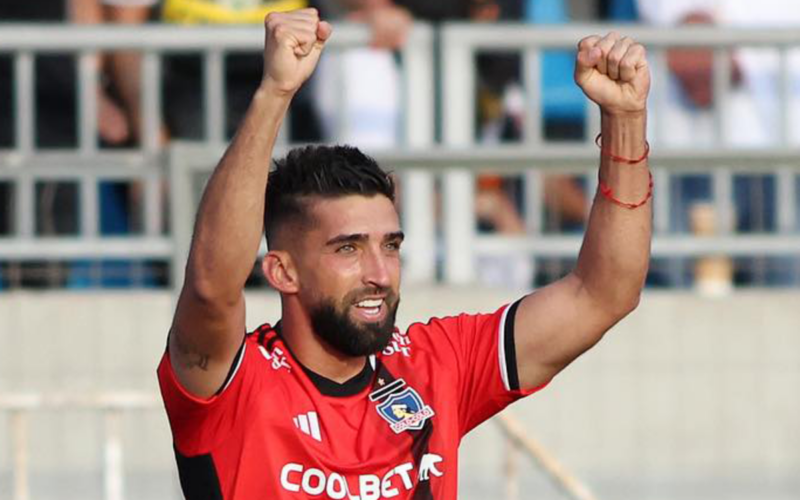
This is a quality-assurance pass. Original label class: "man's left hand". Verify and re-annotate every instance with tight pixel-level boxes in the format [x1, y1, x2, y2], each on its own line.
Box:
[574, 32, 650, 116]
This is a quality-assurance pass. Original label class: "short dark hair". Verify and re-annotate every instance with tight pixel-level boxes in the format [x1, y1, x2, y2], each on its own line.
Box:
[264, 145, 395, 247]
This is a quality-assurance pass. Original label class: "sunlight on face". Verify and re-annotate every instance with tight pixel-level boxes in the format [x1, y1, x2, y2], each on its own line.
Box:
[294, 195, 403, 354]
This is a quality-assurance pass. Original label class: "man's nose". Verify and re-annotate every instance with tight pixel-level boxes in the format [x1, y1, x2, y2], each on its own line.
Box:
[362, 246, 392, 288]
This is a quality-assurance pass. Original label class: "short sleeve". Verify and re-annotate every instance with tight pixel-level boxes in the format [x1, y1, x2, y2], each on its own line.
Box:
[415, 301, 548, 437]
[157, 340, 256, 456]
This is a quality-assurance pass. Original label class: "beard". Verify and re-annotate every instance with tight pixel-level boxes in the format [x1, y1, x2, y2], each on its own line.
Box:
[309, 287, 400, 357]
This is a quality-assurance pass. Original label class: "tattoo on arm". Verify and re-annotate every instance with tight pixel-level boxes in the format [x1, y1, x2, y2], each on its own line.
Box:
[189, 354, 211, 371]
[171, 330, 211, 371]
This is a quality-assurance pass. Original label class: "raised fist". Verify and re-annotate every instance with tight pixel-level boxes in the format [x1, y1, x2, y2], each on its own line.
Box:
[263, 9, 332, 95]
[574, 32, 650, 115]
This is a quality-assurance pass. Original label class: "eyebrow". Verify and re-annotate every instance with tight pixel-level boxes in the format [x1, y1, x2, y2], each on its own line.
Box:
[325, 231, 405, 246]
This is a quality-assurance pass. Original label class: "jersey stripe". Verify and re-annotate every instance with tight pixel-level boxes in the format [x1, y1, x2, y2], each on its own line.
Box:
[497, 300, 522, 392]
[174, 447, 223, 500]
[216, 341, 246, 396]
[307, 411, 322, 442]
[373, 360, 436, 499]
[368, 379, 406, 401]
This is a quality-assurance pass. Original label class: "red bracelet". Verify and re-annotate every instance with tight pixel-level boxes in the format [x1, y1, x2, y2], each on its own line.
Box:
[595, 133, 650, 164]
[599, 172, 654, 209]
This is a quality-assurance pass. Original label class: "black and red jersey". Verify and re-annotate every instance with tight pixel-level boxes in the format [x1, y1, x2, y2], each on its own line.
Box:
[157, 300, 547, 499]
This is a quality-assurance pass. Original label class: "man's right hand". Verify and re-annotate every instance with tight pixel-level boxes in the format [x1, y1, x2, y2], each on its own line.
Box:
[263, 9, 332, 95]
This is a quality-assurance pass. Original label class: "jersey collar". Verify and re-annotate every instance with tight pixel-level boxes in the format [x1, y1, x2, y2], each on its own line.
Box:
[274, 321, 376, 397]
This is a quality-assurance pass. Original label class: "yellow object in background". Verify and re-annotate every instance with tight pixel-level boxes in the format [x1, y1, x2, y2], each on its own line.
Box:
[163, 0, 307, 24]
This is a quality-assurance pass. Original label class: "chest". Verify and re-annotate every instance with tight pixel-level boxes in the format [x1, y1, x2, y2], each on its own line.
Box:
[225, 354, 460, 498]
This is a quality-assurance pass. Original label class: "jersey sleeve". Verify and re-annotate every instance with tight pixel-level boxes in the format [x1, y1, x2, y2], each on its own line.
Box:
[416, 300, 548, 437]
[157, 338, 257, 456]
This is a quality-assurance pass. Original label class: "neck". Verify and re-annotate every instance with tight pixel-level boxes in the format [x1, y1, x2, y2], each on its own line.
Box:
[280, 298, 367, 383]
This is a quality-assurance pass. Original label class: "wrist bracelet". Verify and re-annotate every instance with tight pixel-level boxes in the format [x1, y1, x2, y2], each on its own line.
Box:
[595, 133, 650, 165]
[598, 172, 654, 209]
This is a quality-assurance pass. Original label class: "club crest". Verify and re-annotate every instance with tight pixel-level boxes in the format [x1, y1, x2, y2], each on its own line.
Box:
[376, 387, 435, 434]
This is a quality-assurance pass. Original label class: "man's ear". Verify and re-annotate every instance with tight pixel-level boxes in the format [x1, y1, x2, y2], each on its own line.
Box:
[262, 251, 299, 294]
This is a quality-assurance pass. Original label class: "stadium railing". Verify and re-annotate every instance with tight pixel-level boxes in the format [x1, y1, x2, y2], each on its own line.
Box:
[0, 392, 160, 500]
[0, 23, 436, 284]
[170, 143, 800, 290]
[2, 24, 800, 289]
[439, 24, 800, 283]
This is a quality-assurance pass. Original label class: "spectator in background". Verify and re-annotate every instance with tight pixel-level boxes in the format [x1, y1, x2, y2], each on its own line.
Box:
[0, 0, 154, 149]
[71, 0, 158, 147]
[315, 0, 541, 287]
[68, 0, 164, 289]
[318, 0, 596, 288]
[312, 0, 411, 147]
[629, 0, 800, 288]
[525, 0, 590, 237]
[160, 0, 321, 143]
[0, 0, 157, 289]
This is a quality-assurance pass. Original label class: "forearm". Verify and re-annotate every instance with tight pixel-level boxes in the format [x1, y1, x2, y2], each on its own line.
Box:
[574, 111, 652, 314]
[186, 84, 291, 301]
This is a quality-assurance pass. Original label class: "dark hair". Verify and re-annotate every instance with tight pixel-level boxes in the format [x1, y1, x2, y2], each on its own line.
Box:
[264, 145, 395, 247]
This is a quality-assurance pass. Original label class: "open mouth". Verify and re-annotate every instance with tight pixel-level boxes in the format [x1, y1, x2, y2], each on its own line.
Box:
[353, 298, 385, 319]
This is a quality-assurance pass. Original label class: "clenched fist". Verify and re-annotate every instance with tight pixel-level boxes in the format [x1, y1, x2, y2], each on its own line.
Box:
[263, 9, 332, 95]
[574, 32, 650, 116]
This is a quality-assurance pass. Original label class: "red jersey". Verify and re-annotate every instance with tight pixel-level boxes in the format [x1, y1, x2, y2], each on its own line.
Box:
[157, 300, 546, 499]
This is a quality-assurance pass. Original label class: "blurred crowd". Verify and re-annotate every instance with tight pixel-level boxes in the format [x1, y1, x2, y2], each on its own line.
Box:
[1, 0, 798, 290]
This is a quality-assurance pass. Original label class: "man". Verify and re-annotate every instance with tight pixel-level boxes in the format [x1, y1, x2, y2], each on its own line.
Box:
[158, 8, 652, 498]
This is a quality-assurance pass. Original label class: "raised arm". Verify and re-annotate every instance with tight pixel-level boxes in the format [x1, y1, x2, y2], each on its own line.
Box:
[169, 9, 331, 398]
[513, 33, 652, 390]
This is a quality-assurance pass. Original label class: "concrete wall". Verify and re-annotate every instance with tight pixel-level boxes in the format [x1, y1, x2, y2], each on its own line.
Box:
[1, 289, 798, 500]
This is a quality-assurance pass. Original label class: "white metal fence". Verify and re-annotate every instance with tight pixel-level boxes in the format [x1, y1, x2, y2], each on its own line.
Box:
[170, 143, 800, 290]
[0, 392, 161, 500]
[0, 23, 436, 285]
[439, 24, 800, 283]
[1, 23, 799, 289]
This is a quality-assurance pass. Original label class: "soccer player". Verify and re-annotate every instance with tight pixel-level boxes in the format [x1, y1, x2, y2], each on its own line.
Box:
[158, 8, 652, 499]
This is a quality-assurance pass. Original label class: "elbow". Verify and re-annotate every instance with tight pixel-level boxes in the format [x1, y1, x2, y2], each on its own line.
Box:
[609, 286, 643, 321]
[621, 291, 642, 317]
[574, 270, 644, 321]
[182, 267, 241, 310]
[589, 282, 643, 324]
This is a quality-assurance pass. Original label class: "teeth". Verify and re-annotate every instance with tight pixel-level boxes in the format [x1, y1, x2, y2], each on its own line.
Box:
[357, 299, 383, 308]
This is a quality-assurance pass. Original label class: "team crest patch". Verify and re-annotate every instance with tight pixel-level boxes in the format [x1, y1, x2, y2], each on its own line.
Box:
[375, 386, 435, 434]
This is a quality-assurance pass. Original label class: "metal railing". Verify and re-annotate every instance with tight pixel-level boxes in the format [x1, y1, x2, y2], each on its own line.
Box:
[495, 412, 598, 500]
[440, 23, 800, 283]
[0, 23, 434, 156]
[170, 143, 800, 290]
[0, 22, 436, 282]
[1, 23, 799, 288]
[0, 392, 162, 500]
[0, 155, 168, 261]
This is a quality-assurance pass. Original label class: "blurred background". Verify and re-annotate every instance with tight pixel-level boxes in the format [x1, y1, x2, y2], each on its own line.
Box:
[1, 0, 799, 499]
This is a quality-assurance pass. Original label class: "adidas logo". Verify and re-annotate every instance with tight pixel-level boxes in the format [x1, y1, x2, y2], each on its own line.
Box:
[293, 411, 322, 442]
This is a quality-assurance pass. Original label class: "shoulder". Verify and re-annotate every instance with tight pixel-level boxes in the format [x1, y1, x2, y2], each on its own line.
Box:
[405, 304, 511, 338]
[244, 322, 294, 374]
[247, 322, 278, 348]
